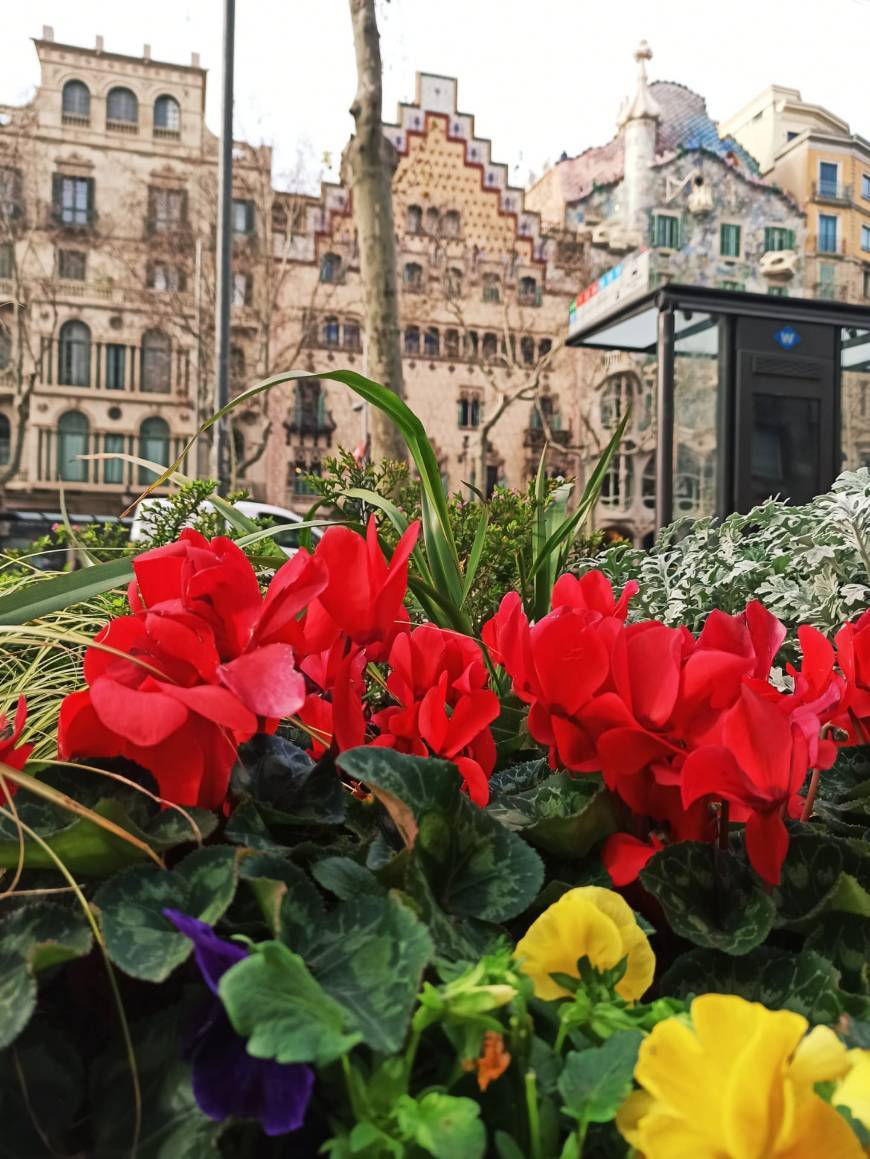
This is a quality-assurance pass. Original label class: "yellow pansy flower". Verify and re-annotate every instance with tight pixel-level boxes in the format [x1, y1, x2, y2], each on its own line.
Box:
[616, 993, 861, 1158]
[834, 1049, 870, 1133]
[514, 885, 654, 1002]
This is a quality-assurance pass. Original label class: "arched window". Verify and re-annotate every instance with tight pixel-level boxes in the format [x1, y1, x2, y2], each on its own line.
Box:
[482, 331, 499, 360]
[319, 252, 342, 284]
[465, 330, 479, 359]
[600, 373, 636, 430]
[520, 336, 536, 366]
[600, 453, 633, 510]
[425, 207, 439, 234]
[0, 330, 10, 371]
[106, 87, 138, 126]
[344, 321, 361, 351]
[403, 262, 423, 291]
[62, 80, 90, 122]
[406, 205, 423, 234]
[482, 273, 501, 303]
[322, 316, 340, 347]
[539, 338, 552, 360]
[0, 414, 10, 465]
[154, 95, 181, 133]
[138, 416, 170, 483]
[404, 326, 420, 356]
[424, 327, 440, 357]
[519, 275, 538, 304]
[59, 320, 91, 387]
[445, 267, 463, 298]
[140, 329, 171, 393]
[445, 329, 460, 359]
[442, 210, 461, 237]
[57, 411, 89, 482]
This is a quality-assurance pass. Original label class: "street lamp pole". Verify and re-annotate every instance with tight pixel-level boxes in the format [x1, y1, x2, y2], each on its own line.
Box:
[211, 0, 235, 490]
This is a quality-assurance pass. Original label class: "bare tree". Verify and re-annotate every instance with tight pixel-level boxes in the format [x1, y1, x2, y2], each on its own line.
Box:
[0, 108, 62, 492]
[346, 0, 406, 461]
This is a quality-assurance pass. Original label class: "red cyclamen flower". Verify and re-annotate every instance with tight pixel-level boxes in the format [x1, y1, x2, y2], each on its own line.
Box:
[372, 624, 499, 805]
[59, 530, 327, 809]
[0, 697, 33, 802]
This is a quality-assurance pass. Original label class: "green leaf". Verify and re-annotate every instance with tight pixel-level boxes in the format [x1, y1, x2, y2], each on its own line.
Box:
[90, 1005, 222, 1157]
[487, 773, 616, 858]
[0, 555, 134, 625]
[339, 747, 544, 924]
[640, 842, 775, 955]
[234, 734, 346, 827]
[494, 1133, 529, 1159]
[773, 831, 844, 928]
[239, 852, 324, 940]
[558, 1031, 644, 1125]
[661, 947, 846, 1024]
[311, 856, 385, 900]
[305, 893, 432, 1052]
[806, 913, 870, 994]
[0, 789, 214, 876]
[395, 1092, 486, 1159]
[94, 846, 241, 981]
[0, 902, 92, 1049]
[218, 940, 361, 1065]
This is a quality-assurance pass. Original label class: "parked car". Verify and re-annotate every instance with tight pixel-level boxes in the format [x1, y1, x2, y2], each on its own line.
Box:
[130, 498, 323, 555]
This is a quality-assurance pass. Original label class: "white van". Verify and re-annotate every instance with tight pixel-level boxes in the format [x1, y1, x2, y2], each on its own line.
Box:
[130, 498, 323, 555]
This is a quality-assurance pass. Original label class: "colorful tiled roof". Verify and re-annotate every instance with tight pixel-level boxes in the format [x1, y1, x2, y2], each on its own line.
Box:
[553, 81, 762, 203]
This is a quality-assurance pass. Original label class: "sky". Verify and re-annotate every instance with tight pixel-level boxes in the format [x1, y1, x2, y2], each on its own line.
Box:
[2, 0, 869, 192]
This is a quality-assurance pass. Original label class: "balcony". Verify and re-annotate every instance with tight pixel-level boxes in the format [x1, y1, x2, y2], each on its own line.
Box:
[813, 181, 852, 205]
[523, 426, 571, 449]
[285, 411, 336, 443]
[38, 336, 192, 396]
[61, 113, 90, 128]
[106, 120, 139, 135]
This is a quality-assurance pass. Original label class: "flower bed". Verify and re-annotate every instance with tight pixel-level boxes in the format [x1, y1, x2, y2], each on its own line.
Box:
[2, 502, 870, 1158]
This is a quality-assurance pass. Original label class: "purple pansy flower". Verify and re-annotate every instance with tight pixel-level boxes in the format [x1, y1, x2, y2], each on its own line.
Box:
[164, 908, 314, 1136]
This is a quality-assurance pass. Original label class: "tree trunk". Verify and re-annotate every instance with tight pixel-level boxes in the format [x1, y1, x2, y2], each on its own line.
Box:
[346, 0, 407, 462]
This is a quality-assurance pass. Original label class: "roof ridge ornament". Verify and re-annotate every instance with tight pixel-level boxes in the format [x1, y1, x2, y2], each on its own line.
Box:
[617, 40, 662, 129]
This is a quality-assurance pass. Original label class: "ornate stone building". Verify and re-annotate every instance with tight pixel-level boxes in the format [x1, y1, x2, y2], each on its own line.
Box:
[526, 43, 807, 543]
[261, 72, 589, 505]
[0, 33, 818, 547]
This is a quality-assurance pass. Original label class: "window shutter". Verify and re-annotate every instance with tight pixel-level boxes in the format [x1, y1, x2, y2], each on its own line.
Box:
[85, 177, 96, 225]
[51, 172, 63, 223]
[246, 200, 255, 234]
[786, 229, 795, 250]
[245, 273, 253, 306]
[181, 190, 189, 228]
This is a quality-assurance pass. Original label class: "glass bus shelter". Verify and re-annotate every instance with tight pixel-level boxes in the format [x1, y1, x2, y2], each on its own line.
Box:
[566, 281, 870, 530]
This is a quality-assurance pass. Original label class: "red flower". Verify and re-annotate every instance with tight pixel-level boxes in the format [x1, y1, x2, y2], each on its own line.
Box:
[58, 532, 326, 808]
[681, 683, 812, 884]
[551, 572, 638, 620]
[0, 697, 33, 802]
[602, 831, 665, 886]
[309, 517, 419, 662]
[372, 625, 499, 804]
[834, 611, 870, 743]
[297, 641, 368, 758]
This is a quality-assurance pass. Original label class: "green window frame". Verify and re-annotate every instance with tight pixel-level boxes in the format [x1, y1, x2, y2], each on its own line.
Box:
[720, 223, 741, 258]
[763, 226, 796, 252]
[652, 213, 680, 249]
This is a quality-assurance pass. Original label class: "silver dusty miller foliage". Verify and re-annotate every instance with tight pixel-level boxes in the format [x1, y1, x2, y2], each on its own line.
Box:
[584, 470, 870, 657]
